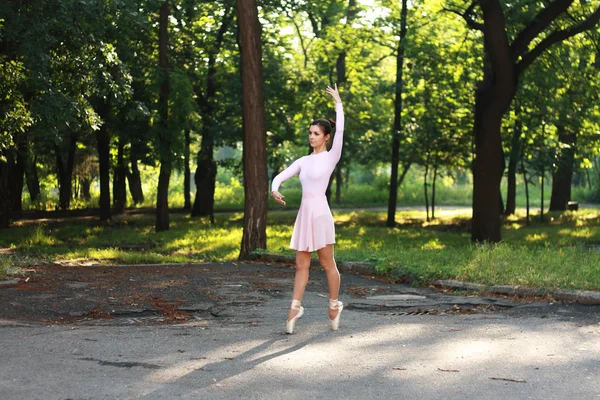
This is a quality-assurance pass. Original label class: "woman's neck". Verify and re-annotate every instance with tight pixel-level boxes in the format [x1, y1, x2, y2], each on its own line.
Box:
[312, 144, 327, 154]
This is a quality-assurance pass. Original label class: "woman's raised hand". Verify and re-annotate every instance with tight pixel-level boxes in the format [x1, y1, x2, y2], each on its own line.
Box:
[326, 83, 342, 104]
[271, 190, 286, 205]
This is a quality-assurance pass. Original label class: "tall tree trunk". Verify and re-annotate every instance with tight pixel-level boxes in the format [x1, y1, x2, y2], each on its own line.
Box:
[431, 165, 438, 220]
[335, 167, 343, 204]
[0, 150, 15, 228]
[332, 0, 357, 205]
[80, 177, 91, 201]
[25, 154, 41, 203]
[468, 0, 600, 241]
[237, 0, 268, 259]
[156, 0, 171, 232]
[424, 162, 430, 222]
[191, 134, 216, 221]
[595, 158, 600, 191]
[521, 155, 530, 225]
[184, 129, 191, 210]
[470, 0, 515, 240]
[73, 177, 79, 199]
[540, 166, 545, 222]
[549, 126, 576, 211]
[127, 150, 144, 204]
[12, 139, 26, 212]
[191, 8, 233, 221]
[94, 99, 111, 222]
[54, 145, 68, 210]
[54, 132, 78, 211]
[505, 115, 522, 215]
[113, 138, 127, 214]
[471, 79, 510, 242]
[586, 168, 592, 189]
[386, 0, 408, 228]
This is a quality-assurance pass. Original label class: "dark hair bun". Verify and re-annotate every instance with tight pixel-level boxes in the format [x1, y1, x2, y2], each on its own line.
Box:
[310, 118, 335, 135]
[328, 118, 336, 131]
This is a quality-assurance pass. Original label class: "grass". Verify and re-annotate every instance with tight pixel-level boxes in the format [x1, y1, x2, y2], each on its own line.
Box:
[1, 208, 599, 292]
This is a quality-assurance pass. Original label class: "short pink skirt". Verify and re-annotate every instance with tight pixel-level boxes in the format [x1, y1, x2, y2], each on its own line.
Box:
[290, 193, 335, 252]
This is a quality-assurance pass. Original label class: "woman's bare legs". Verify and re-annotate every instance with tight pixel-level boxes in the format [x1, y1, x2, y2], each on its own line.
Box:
[288, 250, 311, 321]
[317, 244, 341, 320]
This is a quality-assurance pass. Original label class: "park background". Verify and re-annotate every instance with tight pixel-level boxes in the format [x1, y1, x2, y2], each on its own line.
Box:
[1, 0, 600, 292]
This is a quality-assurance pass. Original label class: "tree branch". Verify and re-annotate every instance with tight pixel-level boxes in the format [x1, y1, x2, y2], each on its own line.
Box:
[441, 1, 484, 32]
[517, 6, 600, 74]
[307, 12, 321, 38]
[284, 9, 309, 68]
[510, 0, 574, 60]
[364, 51, 395, 70]
[371, 37, 397, 52]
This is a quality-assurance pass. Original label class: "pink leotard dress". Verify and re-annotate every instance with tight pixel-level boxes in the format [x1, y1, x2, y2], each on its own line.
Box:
[271, 103, 344, 252]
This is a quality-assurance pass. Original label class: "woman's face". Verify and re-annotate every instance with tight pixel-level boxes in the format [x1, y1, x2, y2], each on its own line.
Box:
[308, 125, 330, 149]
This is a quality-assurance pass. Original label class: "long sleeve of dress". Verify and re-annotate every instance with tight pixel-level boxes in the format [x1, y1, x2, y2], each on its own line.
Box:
[271, 158, 302, 193]
[329, 102, 345, 164]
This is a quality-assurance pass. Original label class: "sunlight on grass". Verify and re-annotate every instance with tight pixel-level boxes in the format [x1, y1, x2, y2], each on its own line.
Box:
[88, 248, 121, 260]
[421, 238, 446, 250]
[506, 222, 523, 230]
[2, 208, 600, 291]
[456, 244, 600, 290]
[25, 225, 56, 246]
[558, 228, 593, 239]
[337, 238, 359, 250]
[524, 233, 549, 242]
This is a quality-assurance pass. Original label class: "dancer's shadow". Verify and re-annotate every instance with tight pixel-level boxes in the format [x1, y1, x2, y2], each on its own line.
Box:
[136, 330, 334, 399]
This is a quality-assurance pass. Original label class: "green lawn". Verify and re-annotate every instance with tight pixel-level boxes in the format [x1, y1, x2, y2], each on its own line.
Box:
[1, 208, 599, 291]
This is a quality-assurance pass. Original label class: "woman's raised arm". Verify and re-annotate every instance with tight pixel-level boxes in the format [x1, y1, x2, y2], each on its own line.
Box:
[326, 84, 344, 164]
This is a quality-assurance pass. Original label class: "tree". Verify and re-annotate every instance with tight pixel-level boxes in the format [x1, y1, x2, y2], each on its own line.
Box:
[451, 0, 600, 242]
[237, 0, 268, 259]
[386, 0, 408, 227]
[0, 55, 31, 226]
[332, 0, 357, 204]
[189, 3, 235, 223]
[548, 44, 597, 210]
[155, 0, 171, 232]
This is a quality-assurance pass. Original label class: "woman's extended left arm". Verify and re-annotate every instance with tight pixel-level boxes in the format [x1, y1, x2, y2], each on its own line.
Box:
[327, 84, 344, 164]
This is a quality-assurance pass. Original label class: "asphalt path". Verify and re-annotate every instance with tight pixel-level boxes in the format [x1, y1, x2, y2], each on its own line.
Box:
[1, 262, 599, 400]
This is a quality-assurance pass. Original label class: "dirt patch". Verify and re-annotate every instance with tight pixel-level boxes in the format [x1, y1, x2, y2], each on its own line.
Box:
[0, 262, 291, 325]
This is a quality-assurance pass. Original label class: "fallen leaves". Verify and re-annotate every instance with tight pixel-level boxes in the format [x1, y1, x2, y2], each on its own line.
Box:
[150, 297, 190, 322]
[346, 287, 370, 297]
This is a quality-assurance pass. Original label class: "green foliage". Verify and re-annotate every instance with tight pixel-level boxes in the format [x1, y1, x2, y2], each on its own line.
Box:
[0, 55, 31, 152]
[2, 0, 600, 222]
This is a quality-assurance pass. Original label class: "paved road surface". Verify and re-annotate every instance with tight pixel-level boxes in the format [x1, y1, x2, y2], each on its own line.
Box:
[1, 262, 599, 399]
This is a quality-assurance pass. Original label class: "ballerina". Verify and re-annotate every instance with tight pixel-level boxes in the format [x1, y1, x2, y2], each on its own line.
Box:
[271, 84, 344, 333]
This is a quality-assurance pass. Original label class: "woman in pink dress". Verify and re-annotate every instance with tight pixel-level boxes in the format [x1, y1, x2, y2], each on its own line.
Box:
[271, 84, 344, 334]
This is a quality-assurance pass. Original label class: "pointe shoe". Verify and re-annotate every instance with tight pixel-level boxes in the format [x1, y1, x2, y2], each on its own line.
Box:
[286, 299, 304, 334]
[329, 299, 344, 331]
